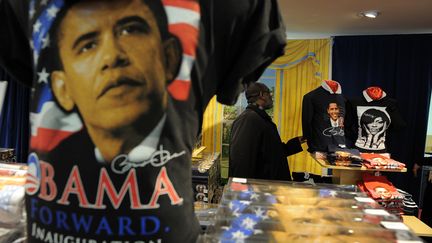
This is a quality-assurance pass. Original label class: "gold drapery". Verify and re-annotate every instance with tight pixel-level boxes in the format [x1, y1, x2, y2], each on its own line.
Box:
[200, 39, 332, 176]
[201, 96, 223, 153]
[271, 39, 331, 175]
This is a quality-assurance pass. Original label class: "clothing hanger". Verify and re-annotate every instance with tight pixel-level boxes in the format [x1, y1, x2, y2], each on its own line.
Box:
[325, 80, 339, 93]
[366, 86, 384, 100]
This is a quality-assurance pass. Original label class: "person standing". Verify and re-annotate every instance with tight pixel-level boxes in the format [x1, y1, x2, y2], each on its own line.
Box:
[229, 82, 304, 181]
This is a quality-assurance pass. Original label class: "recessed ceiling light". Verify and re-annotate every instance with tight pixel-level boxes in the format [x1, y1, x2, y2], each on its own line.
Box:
[359, 10, 380, 19]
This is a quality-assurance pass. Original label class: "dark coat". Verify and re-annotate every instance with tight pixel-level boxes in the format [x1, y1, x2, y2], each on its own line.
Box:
[229, 104, 303, 181]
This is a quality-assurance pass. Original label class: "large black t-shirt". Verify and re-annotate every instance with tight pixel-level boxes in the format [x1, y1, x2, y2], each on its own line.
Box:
[302, 82, 346, 152]
[0, 0, 286, 242]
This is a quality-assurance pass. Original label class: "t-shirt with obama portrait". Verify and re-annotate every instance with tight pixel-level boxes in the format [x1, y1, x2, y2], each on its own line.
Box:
[0, 0, 286, 242]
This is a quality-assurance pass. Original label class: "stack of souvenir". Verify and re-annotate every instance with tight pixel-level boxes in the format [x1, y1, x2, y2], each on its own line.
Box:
[326, 146, 363, 167]
[199, 178, 423, 242]
[358, 174, 404, 217]
[397, 189, 418, 216]
[191, 152, 221, 203]
[0, 163, 27, 241]
[194, 202, 219, 232]
[315, 150, 407, 172]
[0, 149, 15, 163]
[360, 153, 406, 170]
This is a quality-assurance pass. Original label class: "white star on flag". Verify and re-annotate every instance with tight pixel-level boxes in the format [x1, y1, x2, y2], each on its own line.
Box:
[38, 68, 50, 84]
[250, 193, 259, 200]
[232, 209, 241, 217]
[231, 230, 248, 240]
[229, 201, 234, 210]
[254, 207, 265, 218]
[254, 207, 269, 220]
[254, 229, 263, 234]
[329, 190, 338, 197]
[47, 5, 60, 19]
[34, 20, 42, 33]
[241, 217, 257, 230]
[42, 35, 50, 48]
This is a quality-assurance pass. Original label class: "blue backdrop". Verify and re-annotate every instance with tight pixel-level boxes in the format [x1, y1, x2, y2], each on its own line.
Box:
[332, 34, 432, 195]
[0, 67, 30, 162]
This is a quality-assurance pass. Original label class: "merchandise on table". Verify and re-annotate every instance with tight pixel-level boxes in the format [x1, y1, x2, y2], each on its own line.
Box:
[0, 163, 26, 227]
[396, 189, 418, 216]
[326, 145, 363, 166]
[357, 174, 417, 218]
[200, 178, 424, 242]
[360, 174, 402, 200]
[361, 153, 406, 170]
[194, 202, 219, 232]
[0, 149, 15, 163]
[0, 163, 27, 242]
[199, 226, 406, 243]
[313, 150, 406, 171]
[192, 152, 221, 203]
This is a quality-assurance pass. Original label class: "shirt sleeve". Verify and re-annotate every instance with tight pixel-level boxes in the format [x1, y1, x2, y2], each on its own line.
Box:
[0, 0, 33, 87]
[283, 137, 303, 157]
[387, 98, 406, 130]
[212, 0, 286, 105]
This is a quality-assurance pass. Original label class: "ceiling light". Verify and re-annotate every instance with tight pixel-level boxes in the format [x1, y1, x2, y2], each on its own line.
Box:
[360, 10, 380, 19]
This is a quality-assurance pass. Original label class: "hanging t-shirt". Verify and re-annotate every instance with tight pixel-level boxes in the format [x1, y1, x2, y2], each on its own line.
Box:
[0, 0, 287, 242]
[302, 81, 346, 152]
[345, 90, 406, 153]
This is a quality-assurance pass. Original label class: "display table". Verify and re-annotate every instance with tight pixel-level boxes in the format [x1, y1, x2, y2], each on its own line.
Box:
[200, 178, 423, 242]
[311, 154, 407, 184]
[402, 215, 432, 237]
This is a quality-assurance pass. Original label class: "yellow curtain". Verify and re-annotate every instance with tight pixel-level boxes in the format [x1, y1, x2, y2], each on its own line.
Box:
[201, 96, 223, 153]
[271, 39, 331, 175]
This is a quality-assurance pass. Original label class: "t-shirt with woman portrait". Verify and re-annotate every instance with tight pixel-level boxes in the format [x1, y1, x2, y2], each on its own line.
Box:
[345, 89, 406, 153]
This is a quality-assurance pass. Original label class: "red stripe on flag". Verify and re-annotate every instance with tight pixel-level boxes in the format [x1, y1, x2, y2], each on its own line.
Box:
[26, 177, 38, 184]
[169, 24, 198, 57]
[27, 188, 37, 194]
[162, 0, 200, 12]
[168, 80, 191, 101]
[30, 128, 77, 153]
[27, 174, 38, 180]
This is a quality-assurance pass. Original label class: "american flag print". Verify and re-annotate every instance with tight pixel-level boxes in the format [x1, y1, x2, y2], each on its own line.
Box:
[28, 0, 200, 154]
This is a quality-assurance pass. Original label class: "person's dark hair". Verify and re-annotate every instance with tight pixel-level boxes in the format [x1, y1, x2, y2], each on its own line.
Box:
[245, 82, 270, 104]
[327, 102, 338, 109]
[42, 0, 172, 71]
[360, 108, 390, 136]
